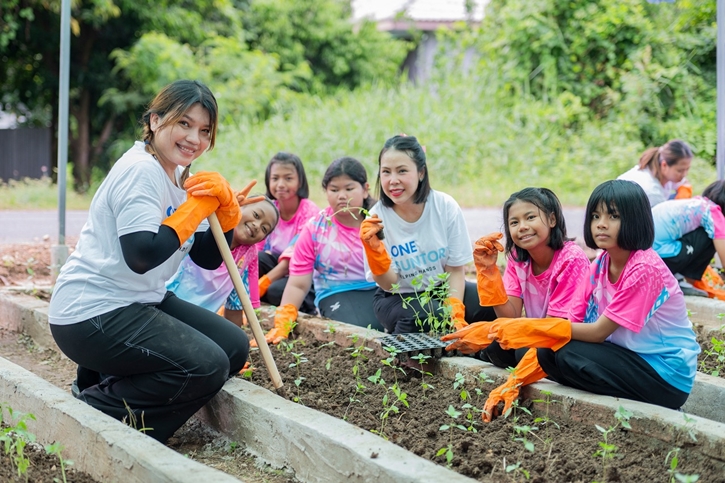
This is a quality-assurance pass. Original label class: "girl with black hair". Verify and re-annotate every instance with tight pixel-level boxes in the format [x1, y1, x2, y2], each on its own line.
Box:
[359, 135, 496, 334]
[444, 180, 699, 420]
[475, 187, 590, 369]
[652, 180, 725, 296]
[260, 157, 382, 345]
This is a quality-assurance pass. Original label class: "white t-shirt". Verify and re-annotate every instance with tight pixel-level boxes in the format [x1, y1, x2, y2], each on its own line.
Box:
[365, 190, 473, 293]
[617, 165, 685, 207]
[49, 142, 204, 325]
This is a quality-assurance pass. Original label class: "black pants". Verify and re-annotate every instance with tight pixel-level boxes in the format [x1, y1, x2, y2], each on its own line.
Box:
[258, 250, 316, 314]
[481, 341, 529, 369]
[50, 292, 249, 443]
[318, 288, 383, 331]
[537, 340, 688, 409]
[372, 281, 497, 334]
[661, 227, 716, 280]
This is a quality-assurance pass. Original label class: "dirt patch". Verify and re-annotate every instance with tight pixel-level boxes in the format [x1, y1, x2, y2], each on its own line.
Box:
[244, 335, 725, 482]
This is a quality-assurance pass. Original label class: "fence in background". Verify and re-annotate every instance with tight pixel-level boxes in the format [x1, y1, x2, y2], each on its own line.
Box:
[0, 128, 52, 182]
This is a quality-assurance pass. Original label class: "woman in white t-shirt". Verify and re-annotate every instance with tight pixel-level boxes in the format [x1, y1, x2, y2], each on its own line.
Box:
[360, 135, 496, 334]
[617, 139, 693, 207]
[48, 80, 249, 444]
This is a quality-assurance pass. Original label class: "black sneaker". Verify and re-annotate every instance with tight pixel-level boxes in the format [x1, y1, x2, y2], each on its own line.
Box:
[679, 280, 708, 297]
[70, 379, 81, 399]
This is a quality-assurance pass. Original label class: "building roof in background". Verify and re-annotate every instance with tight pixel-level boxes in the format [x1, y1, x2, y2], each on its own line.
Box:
[352, 0, 486, 32]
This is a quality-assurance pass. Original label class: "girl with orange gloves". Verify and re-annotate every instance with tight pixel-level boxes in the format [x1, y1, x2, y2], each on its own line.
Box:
[444, 180, 700, 421]
[167, 182, 279, 327]
[48, 80, 250, 444]
[617, 139, 693, 207]
[259, 157, 383, 345]
[474, 188, 590, 369]
[359, 135, 496, 334]
[256, 152, 319, 313]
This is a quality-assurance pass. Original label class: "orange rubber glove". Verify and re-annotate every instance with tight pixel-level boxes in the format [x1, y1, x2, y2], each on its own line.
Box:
[161, 195, 220, 245]
[482, 348, 546, 422]
[491, 317, 571, 351]
[675, 183, 693, 200]
[473, 233, 508, 306]
[235, 179, 266, 207]
[184, 171, 241, 232]
[259, 274, 272, 297]
[216, 305, 225, 317]
[446, 297, 468, 331]
[440, 319, 511, 354]
[360, 215, 391, 276]
[252, 304, 297, 346]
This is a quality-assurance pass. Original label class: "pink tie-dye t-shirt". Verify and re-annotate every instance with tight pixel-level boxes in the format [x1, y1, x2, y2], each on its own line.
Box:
[290, 207, 376, 306]
[503, 241, 590, 318]
[567, 248, 699, 393]
[257, 198, 319, 260]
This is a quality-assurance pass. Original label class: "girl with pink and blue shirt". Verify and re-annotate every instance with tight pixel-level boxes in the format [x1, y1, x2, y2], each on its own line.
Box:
[476, 187, 590, 369]
[259, 157, 381, 345]
[257, 152, 320, 313]
[652, 180, 725, 293]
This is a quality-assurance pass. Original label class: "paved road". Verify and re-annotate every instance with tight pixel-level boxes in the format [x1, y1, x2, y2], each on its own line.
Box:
[0, 208, 588, 244]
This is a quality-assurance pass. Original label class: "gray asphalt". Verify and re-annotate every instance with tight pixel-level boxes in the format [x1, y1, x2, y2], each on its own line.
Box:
[0, 208, 588, 244]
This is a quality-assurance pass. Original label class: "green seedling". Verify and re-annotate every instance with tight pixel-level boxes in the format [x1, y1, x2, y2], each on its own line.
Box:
[593, 406, 632, 481]
[45, 442, 74, 483]
[410, 353, 434, 397]
[453, 372, 470, 402]
[320, 340, 336, 370]
[122, 399, 153, 435]
[381, 345, 406, 383]
[532, 390, 560, 442]
[461, 403, 479, 432]
[392, 272, 454, 335]
[505, 459, 531, 481]
[0, 404, 36, 479]
[513, 424, 539, 453]
[289, 352, 308, 403]
[698, 325, 725, 377]
[665, 448, 700, 483]
[436, 405, 467, 467]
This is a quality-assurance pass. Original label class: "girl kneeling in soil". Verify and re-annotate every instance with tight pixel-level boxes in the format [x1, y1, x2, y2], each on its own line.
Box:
[257, 152, 320, 313]
[260, 157, 383, 345]
[651, 180, 725, 297]
[474, 187, 590, 369]
[444, 180, 700, 419]
[48, 80, 250, 444]
[360, 135, 496, 334]
[167, 184, 279, 327]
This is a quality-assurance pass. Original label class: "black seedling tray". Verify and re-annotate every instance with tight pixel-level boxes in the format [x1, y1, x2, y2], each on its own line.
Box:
[377, 332, 452, 362]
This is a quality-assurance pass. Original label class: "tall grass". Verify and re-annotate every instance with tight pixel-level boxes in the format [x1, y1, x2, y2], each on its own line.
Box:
[0, 177, 92, 210]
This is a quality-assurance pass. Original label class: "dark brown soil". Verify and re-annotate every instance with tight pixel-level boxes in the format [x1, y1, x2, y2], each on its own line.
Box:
[245, 335, 725, 483]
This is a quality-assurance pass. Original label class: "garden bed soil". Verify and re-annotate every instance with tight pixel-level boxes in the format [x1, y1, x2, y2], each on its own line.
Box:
[0, 434, 97, 483]
[244, 334, 725, 483]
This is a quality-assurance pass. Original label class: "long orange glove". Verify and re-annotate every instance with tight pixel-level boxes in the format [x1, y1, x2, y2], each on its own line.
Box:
[251, 304, 298, 347]
[675, 183, 693, 200]
[440, 319, 511, 354]
[360, 215, 391, 276]
[184, 171, 241, 232]
[482, 348, 546, 422]
[491, 317, 571, 351]
[161, 195, 219, 245]
[258, 274, 272, 297]
[474, 233, 508, 306]
[446, 297, 468, 331]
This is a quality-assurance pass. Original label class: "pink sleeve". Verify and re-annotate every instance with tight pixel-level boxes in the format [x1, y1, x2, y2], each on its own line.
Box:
[279, 200, 321, 261]
[247, 249, 260, 308]
[567, 260, 598, 323]
[289, 222, 316, 276]
[546, 251, 590, 318]
[710, 204, 725, 239]
[502, 256, 523, 298]
[603, 262, 665, 333]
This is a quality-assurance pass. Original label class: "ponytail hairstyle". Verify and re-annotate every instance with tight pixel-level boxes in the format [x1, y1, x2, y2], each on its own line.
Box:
[322, 156, 375, 211]
[141, 80, 218, 185]
[503, 187, 569, 263]
[637, 139, 693, 182]
[376, 135, 430, 208]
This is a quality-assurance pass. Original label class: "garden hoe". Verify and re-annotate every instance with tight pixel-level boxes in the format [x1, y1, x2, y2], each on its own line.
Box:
[208, 213, 287, 398]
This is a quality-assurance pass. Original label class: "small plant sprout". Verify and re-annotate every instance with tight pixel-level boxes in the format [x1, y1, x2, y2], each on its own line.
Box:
[392, 272, 454, 335]
[289, 352, 308, 403]
[436, 405, 467, 467]
[239, 364, 254, 380]
[504, 459, 531, 481]
[698, 323, 725, 377]
[45, 441, 74, 483]
[122, 400, 153, 435]
[461, 403, 478, 432]
[410, 353, 434, 397]
[381, 345, 407, 383]
[320, 340, 336, 370]
[0, 404, 37, 479]
[665, 448, 700, 483]
[453, 372, 470, 403]
[593, 406, 632, 481]
[532, 390, 560, 442]
[513, 424, 539, 453]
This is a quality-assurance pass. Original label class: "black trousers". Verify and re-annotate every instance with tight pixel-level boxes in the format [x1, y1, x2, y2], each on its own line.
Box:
[372, 281, 497, 334]
[661, 227, 716, 280]
[50, 292, 249, 443]
[537, 340, 688, 409]
[481, 341, 529, 369]
[318, 288, 383, 331]
[258, 250, 316, 314]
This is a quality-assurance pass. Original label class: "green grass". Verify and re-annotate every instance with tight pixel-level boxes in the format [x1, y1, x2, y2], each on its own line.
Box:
[1, 73, 716, 210]
[0, 177, 92, 210]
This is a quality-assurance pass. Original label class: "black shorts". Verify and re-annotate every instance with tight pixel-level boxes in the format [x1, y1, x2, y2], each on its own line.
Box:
[660, 227, 715, 280]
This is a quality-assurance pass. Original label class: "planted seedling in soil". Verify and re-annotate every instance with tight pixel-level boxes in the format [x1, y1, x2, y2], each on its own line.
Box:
[436, 405, 467, 468]
[532, 390, 560, 444]
[665, 448, 700, 483]
[289, 352, 308, 403]
[593, 406, 632, 482]
[410, 353, 434, 397]
[0, 403, 36, 479]
[44, 442, 73, 483]
[698, 323, 725, 377]
[392, 272, 454, 335]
